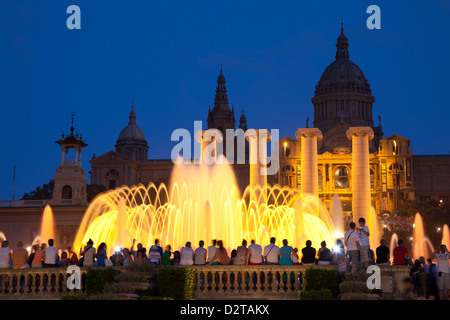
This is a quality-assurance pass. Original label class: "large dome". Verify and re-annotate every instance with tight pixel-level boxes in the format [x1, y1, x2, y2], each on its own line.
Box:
[315, 59, 372, 96]
[314, 25, 372, 97]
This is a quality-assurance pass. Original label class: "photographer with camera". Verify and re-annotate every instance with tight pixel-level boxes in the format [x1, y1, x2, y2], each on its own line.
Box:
[431, 244, 450, 300]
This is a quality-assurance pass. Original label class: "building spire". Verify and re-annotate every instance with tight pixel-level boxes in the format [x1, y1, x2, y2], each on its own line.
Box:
[70, 111, 75, 135]
[129, 101, 137, 124]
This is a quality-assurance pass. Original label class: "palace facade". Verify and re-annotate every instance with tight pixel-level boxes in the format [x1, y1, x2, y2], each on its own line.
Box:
[87, 25, 450, 217]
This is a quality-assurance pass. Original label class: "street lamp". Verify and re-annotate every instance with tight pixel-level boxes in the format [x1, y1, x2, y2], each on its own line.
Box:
[392, 140, 401, 216]
[284, 142, 287, 186]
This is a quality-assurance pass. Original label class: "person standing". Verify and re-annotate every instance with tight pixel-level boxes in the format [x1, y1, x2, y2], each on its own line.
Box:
[43, 239, 59, 268]
[432, 244, 450, 300]
[357, 217, 370, 268]
[247, 239, 263, 265]
[194, 240, 207, 265]
[376, 239, 390, 266]
[427, 258, 439, 300]
[206, 240, 218, 264]
[12, 241, 29, 269]
[344, 222, 362, 273]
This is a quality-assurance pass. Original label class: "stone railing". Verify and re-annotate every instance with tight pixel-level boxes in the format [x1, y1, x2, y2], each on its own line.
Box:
[0, 264, 411, 300]
[0, 267, 90, 299]
[190, 264, 335, 300]
[0, 200, 50, 208]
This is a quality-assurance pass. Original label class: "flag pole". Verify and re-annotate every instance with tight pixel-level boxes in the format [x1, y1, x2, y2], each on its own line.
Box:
[12, 166, 16, 201]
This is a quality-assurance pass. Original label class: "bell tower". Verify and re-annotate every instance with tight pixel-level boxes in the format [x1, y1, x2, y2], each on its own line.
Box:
[50, 113, 88, 206]
[207, 66, 236, 133]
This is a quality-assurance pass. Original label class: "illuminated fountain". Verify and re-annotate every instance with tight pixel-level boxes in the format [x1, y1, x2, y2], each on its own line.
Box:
[412, 212, 434, 259]
[389, 232, 399, 261]
[330, 194, 344, 239]
[442, 224, 450, 247]
[72, 126, 389, 255]
[0, 232, 6, 242]
[31, 204, 56, 246]
[73, 159, 335, 252]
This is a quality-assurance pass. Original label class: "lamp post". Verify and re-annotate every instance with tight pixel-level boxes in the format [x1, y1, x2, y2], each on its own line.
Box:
[284, 142, 287, 186]
[393, 140, 401, 216]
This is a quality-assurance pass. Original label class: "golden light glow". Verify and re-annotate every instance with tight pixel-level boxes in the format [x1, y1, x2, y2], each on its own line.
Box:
[73, 162, 336, 253]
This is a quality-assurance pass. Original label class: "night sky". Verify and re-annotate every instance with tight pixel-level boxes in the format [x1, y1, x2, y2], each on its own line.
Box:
[1, 0, 449, 200]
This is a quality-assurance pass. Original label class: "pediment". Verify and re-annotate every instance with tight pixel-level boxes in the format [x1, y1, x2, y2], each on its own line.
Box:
[90, 150, 133, 163]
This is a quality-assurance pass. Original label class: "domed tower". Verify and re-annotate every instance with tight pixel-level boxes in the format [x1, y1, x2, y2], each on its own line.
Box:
[51, 113, 88, 206]
[115, 102, 148, 161]
[312, 23, 382, 152]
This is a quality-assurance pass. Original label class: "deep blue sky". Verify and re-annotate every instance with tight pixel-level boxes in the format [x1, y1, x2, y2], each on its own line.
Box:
[1, 0, 449, 200]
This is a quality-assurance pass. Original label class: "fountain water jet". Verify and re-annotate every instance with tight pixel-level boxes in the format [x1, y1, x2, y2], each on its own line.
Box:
[73, 161, 336, 252]
[442, 224, 450, 247]
[32, 205, 55, 246]
[330, 194, 344, 238]
[413, 212, 432, 259]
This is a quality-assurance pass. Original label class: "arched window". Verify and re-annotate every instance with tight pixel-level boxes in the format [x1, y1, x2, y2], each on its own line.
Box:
[335, 167, 349, 189]
[62, 185, 72, 199]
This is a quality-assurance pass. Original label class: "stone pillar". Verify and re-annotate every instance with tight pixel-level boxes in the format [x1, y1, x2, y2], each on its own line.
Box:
[346, 127, 374, 222]
[295, 128, 322, 197]
[245, 129, 272, 188]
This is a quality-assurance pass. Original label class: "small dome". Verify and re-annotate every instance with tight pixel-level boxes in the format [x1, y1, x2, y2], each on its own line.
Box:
[117, 106, 147, 143]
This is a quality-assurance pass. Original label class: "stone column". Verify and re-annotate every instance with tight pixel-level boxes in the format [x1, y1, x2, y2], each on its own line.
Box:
[295, 128, 322, 197]
[245, 129, 272, 188]
[346, 127, 374, 222]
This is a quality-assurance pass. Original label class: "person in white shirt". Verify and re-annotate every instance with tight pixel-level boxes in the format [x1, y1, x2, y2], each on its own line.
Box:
[148, 245, 162, 265]
[247, 239, 263, 265]
[357, 217, 370, 268]
[344, 222, 362, 273]
[194, 240, 207, 265]
[0, 241, 12, 268]
[43, 239, 59, 267]
[206, 240, 217, 263]
[263, 237, 280, 265]
[180, 241, 194, 266]
[432, 244, 450, 300]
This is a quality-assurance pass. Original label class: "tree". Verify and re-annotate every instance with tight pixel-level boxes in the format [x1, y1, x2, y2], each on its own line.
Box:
[21, 179, 54, 200]
[87, 184, 107, 202]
